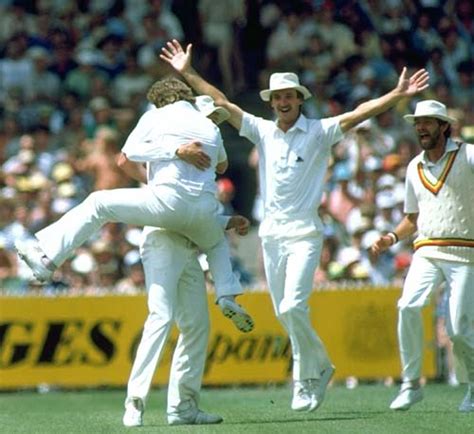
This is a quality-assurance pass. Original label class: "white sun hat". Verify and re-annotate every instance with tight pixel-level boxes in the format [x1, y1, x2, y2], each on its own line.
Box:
[404, 100, 457, 124]
[259, 72, 312, 101]
[195, 95, 230, 125]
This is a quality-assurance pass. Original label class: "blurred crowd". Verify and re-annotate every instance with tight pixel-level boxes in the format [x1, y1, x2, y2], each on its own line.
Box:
[0, 0, 473, 296]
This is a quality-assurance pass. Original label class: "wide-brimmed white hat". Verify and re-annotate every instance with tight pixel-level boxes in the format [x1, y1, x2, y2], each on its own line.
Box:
[404, 100, 457, 124]
[195, 95, 230, 125]
[259, 72, 312, 101]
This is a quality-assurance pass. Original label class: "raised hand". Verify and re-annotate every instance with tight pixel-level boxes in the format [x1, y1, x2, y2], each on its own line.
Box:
[396, 67, 430, 96]
[160, 39, 192, 74]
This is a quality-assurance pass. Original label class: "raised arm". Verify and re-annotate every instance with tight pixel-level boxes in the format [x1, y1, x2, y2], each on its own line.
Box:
[160, 39, 244, 130]
[339, 67, 430, 133]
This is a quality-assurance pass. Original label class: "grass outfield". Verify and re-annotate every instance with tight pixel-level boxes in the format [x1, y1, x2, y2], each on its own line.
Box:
[0, 384, 471, 433]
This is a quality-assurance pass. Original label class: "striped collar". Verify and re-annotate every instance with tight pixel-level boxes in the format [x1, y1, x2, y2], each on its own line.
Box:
[420, 139, 459, 167]
[417, 140, 462, 195]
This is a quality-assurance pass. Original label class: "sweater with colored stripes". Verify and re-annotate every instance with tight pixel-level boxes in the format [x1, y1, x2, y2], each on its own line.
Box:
[405, 141, 474, 263]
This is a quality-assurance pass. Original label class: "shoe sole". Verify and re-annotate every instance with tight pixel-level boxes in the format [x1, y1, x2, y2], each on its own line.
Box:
[291, 402, 311, 411]
[15, 242, 49, 283]
[309, 365, 335, 412]
[221, 306, 254, 333]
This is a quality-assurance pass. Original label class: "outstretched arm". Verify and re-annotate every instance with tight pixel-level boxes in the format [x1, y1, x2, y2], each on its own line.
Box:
[160, 39, 244, 130]
[339, 67, 430, 133]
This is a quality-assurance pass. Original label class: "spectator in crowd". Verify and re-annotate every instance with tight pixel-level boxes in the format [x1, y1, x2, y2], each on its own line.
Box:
[64, 50, 105, 102]
[198, 0, 246, 97]
[0, 32, 33, 105]
[74, 126, 132, 191]
[26, 46, 61, 104]
[216, 177, 235, 216]
[111, 50, 153, 108]
[89, 238, 122, 292]
[161, 38, 429, 414]
[95, 34, 126, 80]
[84, 96, 117, 139]
[264, 8, 307, 78]
[115, 249, 145, 294]
[370, 100, 474, 413]
[0, 238, 26, 294]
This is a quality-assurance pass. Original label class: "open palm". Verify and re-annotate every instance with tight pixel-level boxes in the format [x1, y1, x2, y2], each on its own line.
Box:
[397, 67, 430, 96]
[160, 39, 192, 73]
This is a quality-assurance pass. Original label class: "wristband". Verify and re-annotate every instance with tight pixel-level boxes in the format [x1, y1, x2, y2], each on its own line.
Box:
[387, 231, 399, 245]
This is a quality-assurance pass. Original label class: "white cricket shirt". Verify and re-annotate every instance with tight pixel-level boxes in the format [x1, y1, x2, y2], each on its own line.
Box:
[122, 101, 227, 196]
[240, 112, 342, 237]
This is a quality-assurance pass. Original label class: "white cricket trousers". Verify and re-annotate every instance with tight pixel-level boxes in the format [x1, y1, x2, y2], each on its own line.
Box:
[125, 229, 209, 415]
[35, 186, 241, 298]
[398, 253, 474, 383]
[262, 234, 332, 381]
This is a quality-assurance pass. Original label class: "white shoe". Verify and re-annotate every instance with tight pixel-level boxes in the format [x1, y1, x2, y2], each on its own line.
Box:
[310, 365, 335, 411]
[168, 408, 223, 425]
[291, 380, 312, 411]
[390, 383, 423, 410]
[218, 297, 254, 333]
[458, 386, 474, 412]
[123, 397, 144, 427]
[291, 365, 335, 412]
[15, 240, 55, 282]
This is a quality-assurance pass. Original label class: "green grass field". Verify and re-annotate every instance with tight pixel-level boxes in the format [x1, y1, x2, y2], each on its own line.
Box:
[0, 383, 471, 434]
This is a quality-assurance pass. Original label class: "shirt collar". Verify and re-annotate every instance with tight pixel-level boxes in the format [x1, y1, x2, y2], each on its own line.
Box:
[275, 113, 308, 133]
[420, 138, 459, 166]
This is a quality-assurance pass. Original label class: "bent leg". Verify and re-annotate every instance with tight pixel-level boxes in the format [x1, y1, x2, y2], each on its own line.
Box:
[206, 236, 242, 299]
[36, 187, 169, 266]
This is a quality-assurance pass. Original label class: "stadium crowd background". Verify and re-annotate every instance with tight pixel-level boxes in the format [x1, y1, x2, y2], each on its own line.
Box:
[0, 0, 472, 300]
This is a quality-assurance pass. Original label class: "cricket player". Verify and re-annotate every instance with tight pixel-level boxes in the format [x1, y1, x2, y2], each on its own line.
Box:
[371, 100, 474, 412]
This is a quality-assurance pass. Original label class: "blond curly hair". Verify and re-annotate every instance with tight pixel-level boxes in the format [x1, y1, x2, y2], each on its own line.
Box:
[147, 76, 195, 109]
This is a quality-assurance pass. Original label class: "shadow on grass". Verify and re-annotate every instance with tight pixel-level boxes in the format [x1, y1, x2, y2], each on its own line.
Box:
[223, 413, 378, 426]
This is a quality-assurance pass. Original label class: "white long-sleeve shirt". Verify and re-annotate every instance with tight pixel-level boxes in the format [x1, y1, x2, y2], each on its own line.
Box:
[122, 101, 227, 196]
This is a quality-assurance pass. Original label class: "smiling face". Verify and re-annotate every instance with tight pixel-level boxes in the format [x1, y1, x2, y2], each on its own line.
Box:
[414, 117, 448, 151]
[270, 89, 304, 132]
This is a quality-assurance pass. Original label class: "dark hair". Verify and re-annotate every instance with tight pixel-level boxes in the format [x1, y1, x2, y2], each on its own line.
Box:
[147, 77, 195, 109]
[437, 120, 452, 139]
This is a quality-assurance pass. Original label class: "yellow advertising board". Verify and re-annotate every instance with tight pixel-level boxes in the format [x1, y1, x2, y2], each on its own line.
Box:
[0, 289, 435, 389]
